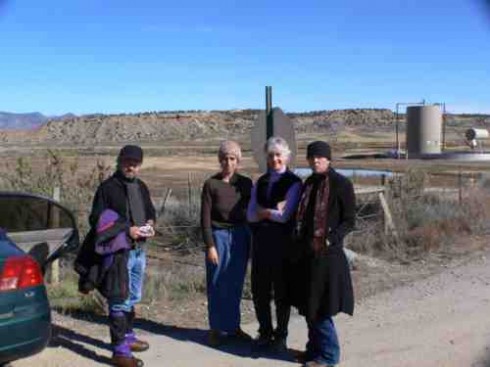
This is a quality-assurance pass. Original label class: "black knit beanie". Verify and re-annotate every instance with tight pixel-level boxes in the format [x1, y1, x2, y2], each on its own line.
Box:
[306, 141, 332, 160]
[118, 145, 143, 163]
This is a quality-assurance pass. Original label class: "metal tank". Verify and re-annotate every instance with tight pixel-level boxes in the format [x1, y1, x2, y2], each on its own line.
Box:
[406, 105, 442, 157]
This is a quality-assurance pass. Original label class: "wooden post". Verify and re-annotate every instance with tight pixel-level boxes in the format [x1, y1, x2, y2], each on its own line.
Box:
[379, 192, 399, 240]
[188, 172, 192, 217]
[157, 188, 173, 218]
[458, 167, 463, 205]
[50, 187, 61, 284]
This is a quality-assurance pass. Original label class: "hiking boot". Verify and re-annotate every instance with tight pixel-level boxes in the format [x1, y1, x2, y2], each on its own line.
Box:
[129, 339, 149, 353]
[126, 332, 149, 353]
[111, 355, 144, 367]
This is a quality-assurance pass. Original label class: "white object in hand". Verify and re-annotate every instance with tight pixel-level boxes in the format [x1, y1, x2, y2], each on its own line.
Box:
[139, 225, 153, 237]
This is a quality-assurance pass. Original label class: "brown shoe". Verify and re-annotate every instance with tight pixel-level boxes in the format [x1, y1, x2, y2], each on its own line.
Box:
[129, 339, 150, 353]
[111, 355, 144, 367]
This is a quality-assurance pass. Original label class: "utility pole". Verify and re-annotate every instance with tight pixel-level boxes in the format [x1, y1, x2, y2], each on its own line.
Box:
[265, 86, 273, 139]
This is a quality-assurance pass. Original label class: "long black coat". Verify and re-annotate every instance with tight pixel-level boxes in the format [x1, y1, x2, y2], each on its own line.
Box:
[289, 168, 356, 321]
[74, 171, 155, 302]
[88, 171, 155, 228]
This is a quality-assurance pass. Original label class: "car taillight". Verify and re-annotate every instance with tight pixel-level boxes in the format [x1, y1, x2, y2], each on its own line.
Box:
[0, 255, 44, 292]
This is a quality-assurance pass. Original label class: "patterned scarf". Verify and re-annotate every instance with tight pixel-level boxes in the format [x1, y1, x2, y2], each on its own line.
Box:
[296, 173, 330, 254]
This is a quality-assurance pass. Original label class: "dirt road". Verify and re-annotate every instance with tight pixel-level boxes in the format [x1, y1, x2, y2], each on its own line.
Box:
[13, 251, 490, 367]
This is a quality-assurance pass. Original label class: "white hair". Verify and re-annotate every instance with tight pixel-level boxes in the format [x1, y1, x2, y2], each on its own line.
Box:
[265, 136, 291, 159]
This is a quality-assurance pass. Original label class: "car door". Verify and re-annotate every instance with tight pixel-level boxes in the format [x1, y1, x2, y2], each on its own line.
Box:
[0, 192, 80, 268]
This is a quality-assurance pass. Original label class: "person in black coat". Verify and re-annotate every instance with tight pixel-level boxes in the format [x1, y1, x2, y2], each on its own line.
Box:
[77, 145, 155, 367]
[292, 141, 355, 367]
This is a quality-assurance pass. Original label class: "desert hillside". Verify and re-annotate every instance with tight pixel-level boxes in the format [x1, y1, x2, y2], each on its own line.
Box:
[0, 109, 488, 145]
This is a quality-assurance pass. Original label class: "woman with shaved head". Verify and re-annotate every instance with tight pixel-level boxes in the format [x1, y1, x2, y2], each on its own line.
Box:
[201, 140, 253, 346]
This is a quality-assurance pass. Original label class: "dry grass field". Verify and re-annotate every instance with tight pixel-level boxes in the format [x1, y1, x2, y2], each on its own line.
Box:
[2, 108, 490, 329]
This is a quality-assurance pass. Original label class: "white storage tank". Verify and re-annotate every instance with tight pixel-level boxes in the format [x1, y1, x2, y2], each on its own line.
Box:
[406, 105, 442, 157]
[465, 128, 489, 141]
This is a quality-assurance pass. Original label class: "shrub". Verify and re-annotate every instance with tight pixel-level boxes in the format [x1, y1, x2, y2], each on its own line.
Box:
[0, 150, 112, 234]
[47, 272, 106, 314]
[156, 184, 203, 251]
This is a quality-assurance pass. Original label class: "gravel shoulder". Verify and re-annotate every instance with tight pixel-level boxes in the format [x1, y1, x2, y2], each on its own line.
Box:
[12, 239, 490, 367]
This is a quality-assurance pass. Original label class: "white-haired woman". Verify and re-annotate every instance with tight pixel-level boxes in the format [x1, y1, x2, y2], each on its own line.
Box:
[247, 136, 302, 351]
[201, 140, 253, 346]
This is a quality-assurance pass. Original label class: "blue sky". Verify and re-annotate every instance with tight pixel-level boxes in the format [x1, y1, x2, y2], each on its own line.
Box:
[1, 0, 489, 115]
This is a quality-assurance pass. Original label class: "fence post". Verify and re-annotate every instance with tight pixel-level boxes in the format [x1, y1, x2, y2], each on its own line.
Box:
[458, 167, 463, 205]
[157, 188, 173, 218]
[188, 172, 193, 217]
[379, 192, 399, 240]
[50, 186, 61, 284]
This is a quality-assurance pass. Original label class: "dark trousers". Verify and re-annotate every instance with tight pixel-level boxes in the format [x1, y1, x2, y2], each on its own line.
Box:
[251, 224, 291, 340]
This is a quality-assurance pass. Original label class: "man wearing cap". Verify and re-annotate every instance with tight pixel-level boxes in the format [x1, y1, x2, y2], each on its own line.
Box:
[89, 145, 155, 367]
[291, 141, 355, 367]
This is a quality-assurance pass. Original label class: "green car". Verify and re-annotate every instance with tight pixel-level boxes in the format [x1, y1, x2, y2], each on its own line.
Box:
[0, 192, 79, 365]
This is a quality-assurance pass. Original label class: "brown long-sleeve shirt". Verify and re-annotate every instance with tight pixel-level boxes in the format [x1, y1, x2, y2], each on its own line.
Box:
[200, 172, 252, 248]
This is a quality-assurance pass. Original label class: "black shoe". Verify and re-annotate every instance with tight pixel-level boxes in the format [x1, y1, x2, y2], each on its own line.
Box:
[304, 361, 336, 367]
[229, 328, 253, 342]
[254, 333, 273, 347]
[207, 330, 223, 347]
[291, 349, 308, 363]
[271, 337, 287, 353]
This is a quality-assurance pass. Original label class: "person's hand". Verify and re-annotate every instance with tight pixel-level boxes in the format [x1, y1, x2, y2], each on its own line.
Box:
[276, 200, 286, 213]
[207, 246, 219, 265]
[257, 209, 272, 220]
[129, 226, 141, 240]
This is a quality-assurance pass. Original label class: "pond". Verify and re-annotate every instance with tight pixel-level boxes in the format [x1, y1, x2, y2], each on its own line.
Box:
[293, 167, 394, 179]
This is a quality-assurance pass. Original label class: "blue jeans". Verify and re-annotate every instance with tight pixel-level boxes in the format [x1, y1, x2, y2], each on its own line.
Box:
[206, 225, 250, 333]
[306, 317, 340, 365]
[109, 248, 147, 313]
